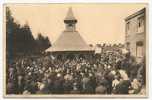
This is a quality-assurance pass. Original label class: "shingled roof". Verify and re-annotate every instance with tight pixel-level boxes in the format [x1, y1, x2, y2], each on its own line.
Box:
[46, 31, 93, 52]
[46, 8, 93, 52]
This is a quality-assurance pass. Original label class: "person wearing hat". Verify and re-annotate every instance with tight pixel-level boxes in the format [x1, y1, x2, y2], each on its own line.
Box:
[70, 82, 81, 94]
[53, 73, 64, 94]
[95, 80, 107, 94]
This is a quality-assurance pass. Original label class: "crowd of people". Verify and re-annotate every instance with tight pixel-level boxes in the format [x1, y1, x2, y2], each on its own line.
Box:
[6, 50, 146, 95]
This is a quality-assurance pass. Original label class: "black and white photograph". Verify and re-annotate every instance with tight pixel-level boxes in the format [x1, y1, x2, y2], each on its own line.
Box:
[3, 3, 148, 97]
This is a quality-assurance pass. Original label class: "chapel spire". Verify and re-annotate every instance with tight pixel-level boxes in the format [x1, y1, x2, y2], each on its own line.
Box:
[64, 7, 76, 20]
[64, 7, 77, 31]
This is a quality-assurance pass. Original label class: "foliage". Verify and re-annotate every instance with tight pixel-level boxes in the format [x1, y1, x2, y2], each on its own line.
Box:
[6, 7, 51, 58]
[36, 33, 51, 53]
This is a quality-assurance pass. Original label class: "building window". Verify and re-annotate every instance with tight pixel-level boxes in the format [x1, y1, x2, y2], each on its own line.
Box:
[126, 42, 130, 50]
[126, 22, 130, 31]
[138, 16, 144, 28]
[136, 41, 143, 58]
[68, 24, 73, 27]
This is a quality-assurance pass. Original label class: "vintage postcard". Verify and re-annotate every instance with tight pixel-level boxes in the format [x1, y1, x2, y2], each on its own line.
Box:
[3, 3, 148, 98]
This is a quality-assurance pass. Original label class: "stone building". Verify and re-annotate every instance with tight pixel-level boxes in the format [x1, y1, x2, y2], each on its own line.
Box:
[125, 8, 146, 62]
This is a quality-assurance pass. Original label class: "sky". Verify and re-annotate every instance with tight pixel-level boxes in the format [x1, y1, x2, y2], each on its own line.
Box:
[7, 3, 147, 45]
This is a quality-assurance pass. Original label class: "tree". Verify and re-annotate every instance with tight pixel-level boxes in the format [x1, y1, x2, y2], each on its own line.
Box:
[36, 33, 51, 53]
[6, 7, 18, 59]
[18, 23, 36, 54]
[6, 7, 51, 57]
[6, 7, 36, 56]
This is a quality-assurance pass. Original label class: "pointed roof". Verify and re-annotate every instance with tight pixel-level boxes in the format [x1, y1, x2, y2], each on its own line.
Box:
[65, 7, 76, 20]
[46, 31, 93, 52]
[46, 7, 93, 52]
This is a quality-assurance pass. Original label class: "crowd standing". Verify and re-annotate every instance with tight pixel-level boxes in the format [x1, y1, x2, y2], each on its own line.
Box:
[6, 50, 146, 95]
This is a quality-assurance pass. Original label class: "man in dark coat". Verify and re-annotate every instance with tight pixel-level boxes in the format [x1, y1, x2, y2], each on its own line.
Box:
[52, 74, 64, 94]
[115, 80, 131, 94]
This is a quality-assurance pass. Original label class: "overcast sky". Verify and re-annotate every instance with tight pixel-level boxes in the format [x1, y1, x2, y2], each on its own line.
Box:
[8, 3, 147, 45]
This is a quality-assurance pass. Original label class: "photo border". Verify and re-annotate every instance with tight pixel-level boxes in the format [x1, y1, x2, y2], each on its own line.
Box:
[3, 3, 149, 98]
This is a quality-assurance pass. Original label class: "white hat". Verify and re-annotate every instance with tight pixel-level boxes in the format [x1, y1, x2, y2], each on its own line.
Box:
[111, 70, 116, 75]
[57, 73, 61, 77]
[39, 83, 45, 90]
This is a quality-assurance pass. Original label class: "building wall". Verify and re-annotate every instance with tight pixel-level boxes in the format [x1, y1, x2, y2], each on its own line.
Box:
[125, 8, 146, 62]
